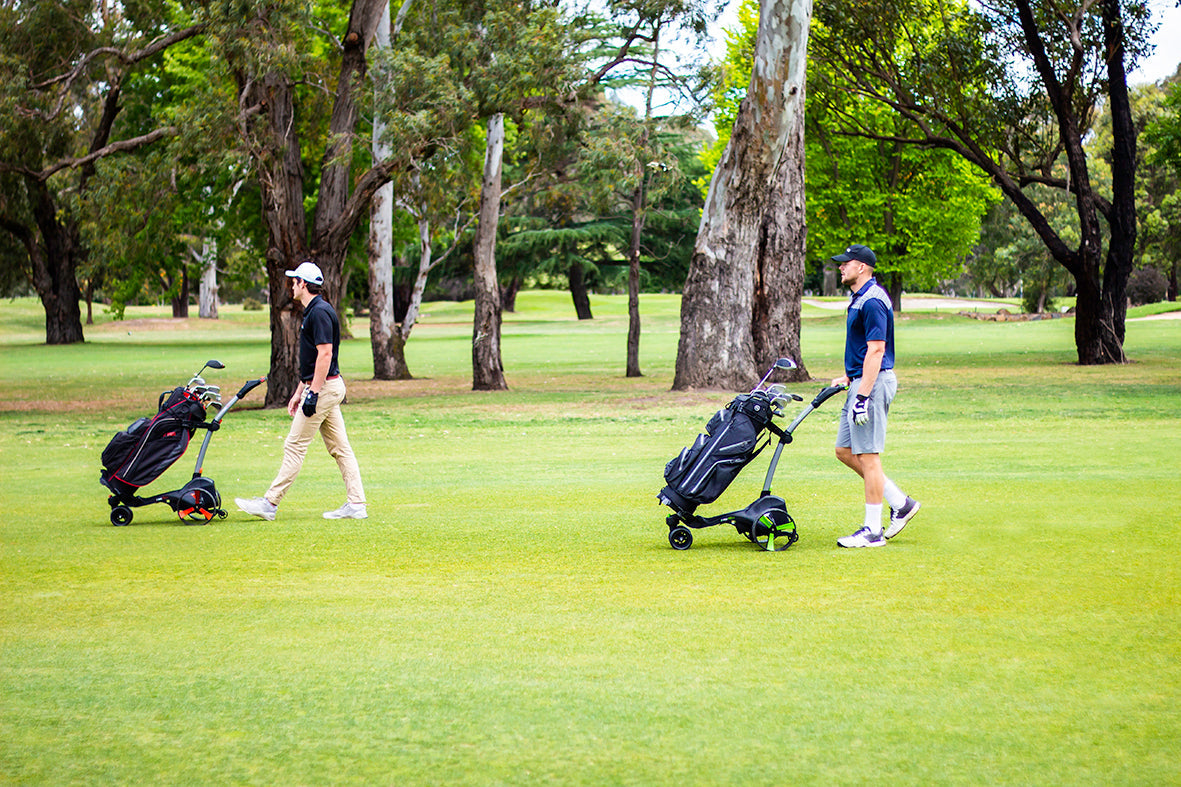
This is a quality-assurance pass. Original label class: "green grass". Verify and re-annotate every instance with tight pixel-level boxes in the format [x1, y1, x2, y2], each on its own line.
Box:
[1, 293, 1180, 785]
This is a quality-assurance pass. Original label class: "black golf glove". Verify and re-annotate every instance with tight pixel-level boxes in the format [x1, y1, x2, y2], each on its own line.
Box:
[852, 394, 870, 425]
[302, 389, 318, 417]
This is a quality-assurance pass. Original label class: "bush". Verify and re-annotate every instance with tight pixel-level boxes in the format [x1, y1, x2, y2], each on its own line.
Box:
[242, 297, 264, 311]
[1127, 267, 1168, 306]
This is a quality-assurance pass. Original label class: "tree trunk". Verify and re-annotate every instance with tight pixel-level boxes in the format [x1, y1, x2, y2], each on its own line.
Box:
[752, 150, 809, 382]
[626, 183, 643, 377]
[27, 178, 85, 345]
[171, 266, 190, 318]
[238, 0, 387, 407]
[569, 262, 593, 320]
[674, 0, 812, 390]
[472, 113, 507, 391]
[198, 238, 219, 319]
[501, 276, 521, 312]
[369, 1, 404, 380]
[1099, 0, 1135, 361]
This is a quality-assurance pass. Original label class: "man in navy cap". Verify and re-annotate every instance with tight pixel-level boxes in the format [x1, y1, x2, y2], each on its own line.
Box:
[829, 244, 919, 548]
[236, 260, 367, 521]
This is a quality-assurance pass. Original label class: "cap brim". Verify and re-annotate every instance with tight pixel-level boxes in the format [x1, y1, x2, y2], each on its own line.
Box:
[831, 254, 852, 263]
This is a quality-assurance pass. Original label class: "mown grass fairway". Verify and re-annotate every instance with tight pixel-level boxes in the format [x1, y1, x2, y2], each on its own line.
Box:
[2, 294, 1179, 785]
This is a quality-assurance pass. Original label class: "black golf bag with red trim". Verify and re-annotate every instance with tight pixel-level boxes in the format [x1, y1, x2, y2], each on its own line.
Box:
[101, 387, 207, 496]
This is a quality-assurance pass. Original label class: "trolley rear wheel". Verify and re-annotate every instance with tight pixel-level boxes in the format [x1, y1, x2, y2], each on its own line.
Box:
[110, 506, 133, 526]
[751, 509, 797, 552]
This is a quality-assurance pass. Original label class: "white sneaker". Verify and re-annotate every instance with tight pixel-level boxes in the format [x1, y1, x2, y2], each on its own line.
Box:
[323, 502, 368, 520]
[236, 497, 276, 521]
[837, 526, 886, 548]
[886, 497, 921, 539]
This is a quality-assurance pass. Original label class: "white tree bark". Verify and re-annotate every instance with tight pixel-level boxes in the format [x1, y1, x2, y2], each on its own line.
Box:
[368, 0, 402, 378]
[471, 113, 507, 390]
[198, 237, 218, 319]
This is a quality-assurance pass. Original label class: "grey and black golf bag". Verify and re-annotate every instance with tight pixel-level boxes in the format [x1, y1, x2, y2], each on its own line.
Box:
[658, 391, 776, 516]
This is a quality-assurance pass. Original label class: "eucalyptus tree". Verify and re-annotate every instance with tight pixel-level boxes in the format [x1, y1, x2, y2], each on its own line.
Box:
[0, 0, 206, 344]
[212, 0, 396, 405]
[703, 0, 997, 312]
[674, 0, 812, 390]
[809, 0, 1154, 365]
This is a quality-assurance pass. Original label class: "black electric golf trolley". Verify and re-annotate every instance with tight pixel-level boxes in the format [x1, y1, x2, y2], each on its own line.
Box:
[100, 361, 265, 525]
[657, 358, 845, 551]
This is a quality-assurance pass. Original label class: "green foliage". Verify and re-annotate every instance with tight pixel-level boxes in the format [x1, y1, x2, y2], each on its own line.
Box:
[704, 0, 999, 288]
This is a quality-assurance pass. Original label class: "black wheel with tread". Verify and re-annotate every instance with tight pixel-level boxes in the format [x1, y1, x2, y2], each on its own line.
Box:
[668, 525, 693, 551]
[110, 506, 133, 526]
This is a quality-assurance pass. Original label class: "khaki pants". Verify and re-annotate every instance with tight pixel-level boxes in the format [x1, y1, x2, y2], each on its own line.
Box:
[265, 376, 365, 506]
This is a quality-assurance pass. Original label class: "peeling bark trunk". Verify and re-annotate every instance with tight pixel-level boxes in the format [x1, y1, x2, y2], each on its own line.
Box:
[674, 0, 812, 390]
[472, 113, 507, 391]
[198, 238, 219, 319]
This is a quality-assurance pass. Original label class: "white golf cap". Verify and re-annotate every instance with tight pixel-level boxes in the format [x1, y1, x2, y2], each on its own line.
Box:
[286, 261, 324, 285]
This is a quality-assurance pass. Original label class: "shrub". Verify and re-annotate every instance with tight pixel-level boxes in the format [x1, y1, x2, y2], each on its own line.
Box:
[242, 297, 264, 311]
[1127, 267, 1168, 306]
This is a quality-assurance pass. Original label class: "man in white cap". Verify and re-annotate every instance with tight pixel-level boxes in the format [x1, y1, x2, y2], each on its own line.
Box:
[829, 244, 919, 548]
[236, 260, 367, 521]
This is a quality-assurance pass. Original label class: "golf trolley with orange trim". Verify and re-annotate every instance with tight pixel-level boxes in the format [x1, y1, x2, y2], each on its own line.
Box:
[100, 361, 265, 525]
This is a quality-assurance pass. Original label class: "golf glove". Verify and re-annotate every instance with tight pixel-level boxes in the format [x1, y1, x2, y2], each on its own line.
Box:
[302, 389, 318, 417]
[852, 394, 870, 425]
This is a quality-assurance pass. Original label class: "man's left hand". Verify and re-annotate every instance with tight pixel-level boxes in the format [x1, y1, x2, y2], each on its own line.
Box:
[852, 394, 870, 425]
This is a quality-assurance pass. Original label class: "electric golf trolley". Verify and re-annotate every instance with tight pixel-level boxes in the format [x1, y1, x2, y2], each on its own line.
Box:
[658, 358, 845, 551]
[100, 361, 265, 525]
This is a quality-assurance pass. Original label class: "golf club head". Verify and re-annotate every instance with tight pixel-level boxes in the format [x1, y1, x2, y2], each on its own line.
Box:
[755, 358, 799, 391]
[194, 360, 225, 379]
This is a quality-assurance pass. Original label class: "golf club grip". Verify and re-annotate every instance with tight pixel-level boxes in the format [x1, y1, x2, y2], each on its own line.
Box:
[236, 377, 266, 399]
[811, 385, 846, 408]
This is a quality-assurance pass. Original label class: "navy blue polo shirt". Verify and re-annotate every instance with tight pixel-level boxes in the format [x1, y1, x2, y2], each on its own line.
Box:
[845, 278, 895, 378]
[299, 295, 341, 382]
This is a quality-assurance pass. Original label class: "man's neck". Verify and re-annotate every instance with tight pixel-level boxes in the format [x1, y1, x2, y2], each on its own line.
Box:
[849, 274, 873, 293]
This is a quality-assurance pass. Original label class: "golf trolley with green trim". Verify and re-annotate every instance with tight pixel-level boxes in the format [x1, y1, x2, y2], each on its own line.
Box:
[658, 359, 845, 551]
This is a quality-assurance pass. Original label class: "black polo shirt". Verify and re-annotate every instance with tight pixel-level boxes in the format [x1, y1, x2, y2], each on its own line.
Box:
[299, 295, 341, 382]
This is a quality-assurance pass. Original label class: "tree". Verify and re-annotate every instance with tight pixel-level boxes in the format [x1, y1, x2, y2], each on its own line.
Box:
[674, 0, 811, 390]
[0, 1, 205, 344]
[216, 0, 394, 406]
[705, 0, 998, 310]
[809, 0, 1154, 364]
[1138, 75, 1181, 299]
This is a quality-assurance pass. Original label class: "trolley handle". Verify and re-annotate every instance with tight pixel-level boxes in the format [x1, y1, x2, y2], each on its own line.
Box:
[811, 385, 847, 409]
[235, 377, 266, 399]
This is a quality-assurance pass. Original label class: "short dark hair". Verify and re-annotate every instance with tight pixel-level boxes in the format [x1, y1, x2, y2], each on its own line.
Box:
[304, 280, 323, 295]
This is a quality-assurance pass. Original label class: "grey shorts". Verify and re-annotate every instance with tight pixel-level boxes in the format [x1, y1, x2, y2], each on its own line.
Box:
[835, 370, 897, 455]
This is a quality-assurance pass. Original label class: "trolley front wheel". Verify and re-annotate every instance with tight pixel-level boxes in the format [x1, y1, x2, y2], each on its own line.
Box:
[110, 506, 133, 526]
[669, 525, 693, 551]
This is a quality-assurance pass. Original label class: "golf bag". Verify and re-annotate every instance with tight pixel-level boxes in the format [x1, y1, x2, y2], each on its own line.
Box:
[659, 391, 776, 516]
[98, 360, 264, 526]
[101, 386, 208, 495]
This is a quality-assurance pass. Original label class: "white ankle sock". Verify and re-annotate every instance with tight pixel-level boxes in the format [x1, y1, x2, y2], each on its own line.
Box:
[864, 503, 883, 535]
[883, 478, 906, 510]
